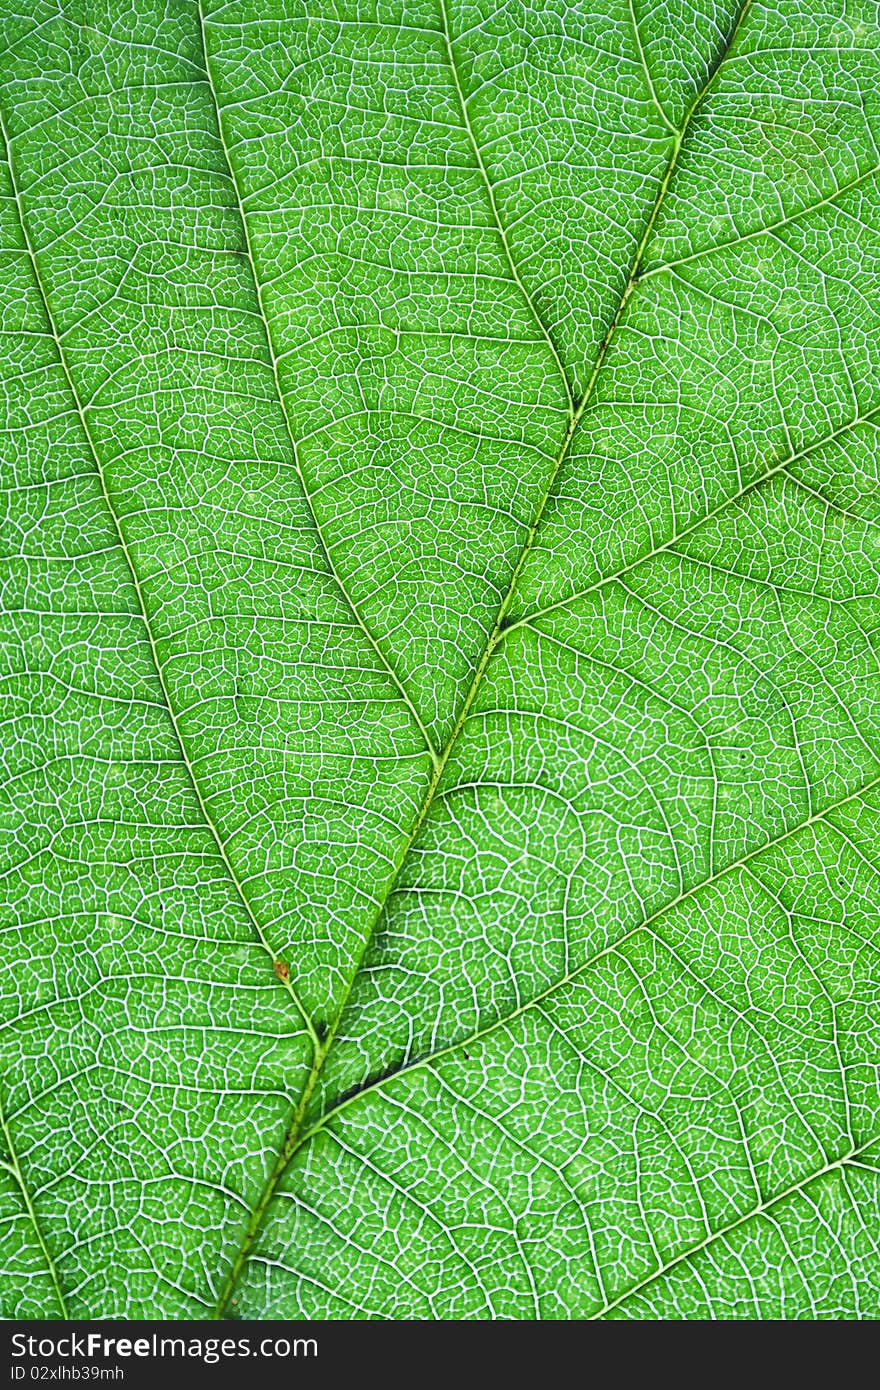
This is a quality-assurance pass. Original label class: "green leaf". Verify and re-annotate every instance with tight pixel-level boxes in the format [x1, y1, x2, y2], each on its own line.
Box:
[2, 0, 880, 1319]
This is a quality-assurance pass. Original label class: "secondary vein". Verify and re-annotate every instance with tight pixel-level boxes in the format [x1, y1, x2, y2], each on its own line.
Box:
[0, 1087, 68, 1318]
[295, 768, 880, 1146]
[194, 2, 439, 769]
[438, 0, 576, 416]
[503, 402, 880, 635]
[590, 1138, 880, 1318]
[0, 117, 318, 1052]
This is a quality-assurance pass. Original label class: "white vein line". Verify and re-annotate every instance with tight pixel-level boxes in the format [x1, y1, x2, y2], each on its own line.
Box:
[437, 0, 575, 415]
[195, 3, 440, 767]
[0, 116, 318, 1047]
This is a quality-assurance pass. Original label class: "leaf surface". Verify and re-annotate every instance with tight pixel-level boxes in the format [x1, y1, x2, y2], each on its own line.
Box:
[2, 0, 880, 1319]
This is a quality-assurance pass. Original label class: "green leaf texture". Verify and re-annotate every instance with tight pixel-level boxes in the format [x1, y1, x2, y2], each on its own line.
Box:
[2, 0, 880, 1320]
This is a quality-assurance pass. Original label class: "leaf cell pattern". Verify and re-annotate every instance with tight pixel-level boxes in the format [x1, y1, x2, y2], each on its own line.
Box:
[2, 0, 880, 1319]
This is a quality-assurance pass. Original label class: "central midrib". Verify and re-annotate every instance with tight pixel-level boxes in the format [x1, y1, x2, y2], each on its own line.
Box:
[196, 0, 755, 1316]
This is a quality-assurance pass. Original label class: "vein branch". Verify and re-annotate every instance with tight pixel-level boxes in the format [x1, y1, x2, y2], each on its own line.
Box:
[438, 0, 576, 415]
[0, 117, 318, 1047]
[0, 1088, 67, 1318]
[591, 1139, 880, 1318]
[195, 2, 439, 768]
[503, 401, 880, 636]
[640, 162, 880, 282]
[295, 769, 880, 1145]
[628, 0, 677, 134]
